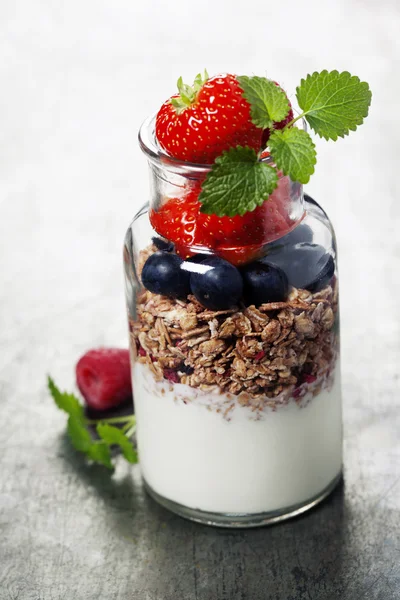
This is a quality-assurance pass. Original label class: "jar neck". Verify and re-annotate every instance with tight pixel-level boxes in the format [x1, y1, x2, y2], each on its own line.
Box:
[139, 115, 305, 254]
[147, 162, 304, 234]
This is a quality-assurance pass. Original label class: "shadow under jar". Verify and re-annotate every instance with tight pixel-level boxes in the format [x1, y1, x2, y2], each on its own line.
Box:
[124, 115, 342, 528]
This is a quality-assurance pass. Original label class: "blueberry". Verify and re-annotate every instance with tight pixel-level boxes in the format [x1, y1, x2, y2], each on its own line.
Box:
[266, 222, 313, 253]
[152, 236, 174, 252]
[263, 243, 335, 292]
[242, 262, 288, 306]
[189, 256, 243, 310]
[141, 251, 190, 298]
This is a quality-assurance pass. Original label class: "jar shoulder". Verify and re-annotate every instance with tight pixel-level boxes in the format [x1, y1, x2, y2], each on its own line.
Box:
[125, 194, 337, 260]
[303, 194, 337, 256]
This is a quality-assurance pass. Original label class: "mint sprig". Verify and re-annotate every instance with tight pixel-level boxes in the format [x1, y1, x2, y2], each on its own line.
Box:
[48, 376, 84, 420]
[198, 70, 371, 217]
[237, 76, 290, 129]
[97, 423, 138, 463]
[48, 376, 137, 470]
[296, 70, 372, 141]
[199, 146, 278, 217]
[268, 128, 317, 184]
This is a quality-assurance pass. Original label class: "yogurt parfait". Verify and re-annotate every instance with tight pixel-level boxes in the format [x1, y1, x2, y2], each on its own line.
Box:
[124, 70, 371, 526]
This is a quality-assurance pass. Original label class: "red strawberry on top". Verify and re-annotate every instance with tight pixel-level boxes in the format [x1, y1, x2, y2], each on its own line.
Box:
[150, 179, 295, 266]
[156, 72, 263, 164]
[76, 349, 132, 411]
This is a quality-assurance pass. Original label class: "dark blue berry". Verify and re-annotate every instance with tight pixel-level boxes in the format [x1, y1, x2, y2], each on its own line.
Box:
[141, 251, 190, 298]
[266, 222, 313, 254]
[179, 363, 194, 375]
[263, 243, 335, 292]
[242, 262, 288, 306]
[189, 256, 243, 310]
[152, 236, 174, 252]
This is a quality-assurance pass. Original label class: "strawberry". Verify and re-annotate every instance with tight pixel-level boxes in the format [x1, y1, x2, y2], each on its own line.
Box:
[261, 82, 294, 147]
[156, 72, 262, 164]
[150, 188, 212, 259]
[153, 74, 296, 263]
[150, 181, 294, 266]
[76, 349, 132, 411]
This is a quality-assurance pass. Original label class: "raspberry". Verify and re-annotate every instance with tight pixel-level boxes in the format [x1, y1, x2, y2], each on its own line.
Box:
[76, 348, 132, 411]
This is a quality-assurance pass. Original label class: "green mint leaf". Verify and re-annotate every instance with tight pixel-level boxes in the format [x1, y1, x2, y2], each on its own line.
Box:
[49, 376, 134, 469]
[97, 423, 138, 464]
[199, 146, 278, 217]
[296, 70, 372, 141]
[87, 443, 113, 470]
[67, 417, 114, 469]
[67, 416, 92, 452]
[48, 376, 84, 421]
[237, 76, 290, 129]
[268, 128, 317, 184]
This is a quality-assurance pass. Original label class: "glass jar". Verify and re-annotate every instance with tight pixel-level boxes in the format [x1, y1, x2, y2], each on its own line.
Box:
[124, 115, 342, 528]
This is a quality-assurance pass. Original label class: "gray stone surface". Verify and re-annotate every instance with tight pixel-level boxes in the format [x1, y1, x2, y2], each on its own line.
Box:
[1, 1, 400, 598]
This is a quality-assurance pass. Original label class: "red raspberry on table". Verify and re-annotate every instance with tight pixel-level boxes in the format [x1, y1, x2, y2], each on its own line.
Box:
[76, 348, 132, 411]
[156, 72, 263, 164]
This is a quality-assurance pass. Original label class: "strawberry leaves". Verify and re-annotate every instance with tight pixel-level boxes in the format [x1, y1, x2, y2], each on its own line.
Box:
[170, 70, 209, 114]
[48, 376, 137, 470]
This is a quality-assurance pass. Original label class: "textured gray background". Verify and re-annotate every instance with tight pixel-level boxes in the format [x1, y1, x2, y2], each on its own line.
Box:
[1, 0, 400, 598]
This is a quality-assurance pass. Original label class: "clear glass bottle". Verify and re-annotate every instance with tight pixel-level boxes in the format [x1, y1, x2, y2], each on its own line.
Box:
[124, 115, 342, 527]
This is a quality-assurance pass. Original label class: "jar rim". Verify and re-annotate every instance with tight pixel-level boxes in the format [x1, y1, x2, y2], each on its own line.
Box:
[138, 113, 307, 175]
[138, 114, 214, 174]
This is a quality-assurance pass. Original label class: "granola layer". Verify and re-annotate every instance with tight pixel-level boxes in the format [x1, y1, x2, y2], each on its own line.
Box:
[129, 245, 339, 406]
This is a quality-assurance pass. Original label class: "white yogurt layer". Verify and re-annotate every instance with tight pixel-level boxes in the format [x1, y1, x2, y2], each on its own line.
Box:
[134, 362, 342, 515]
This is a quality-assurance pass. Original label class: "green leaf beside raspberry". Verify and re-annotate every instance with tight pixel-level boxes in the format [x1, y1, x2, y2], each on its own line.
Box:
[97, 423, 138, 464]
[87, 443, 114, 469]
[48, 376, 137, 470]
[199, 147, 278, 217]
[48, 376, 84, 420]
[67, 416, 93, 452]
